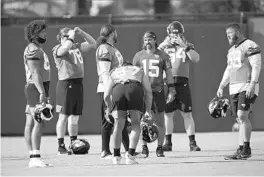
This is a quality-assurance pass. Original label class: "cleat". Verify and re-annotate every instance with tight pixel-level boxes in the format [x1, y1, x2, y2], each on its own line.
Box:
[125, 153, 138, 164]
[112, 156, 122, 165]
[190, 141, 201, 151]
[163, 141, 172, 151]
[28, 158, 53, 168]
[100, 150, 113, 159]
[237, 147, 251, 160]
[58, 144, 72, 155]
[141, 145, 149, 158]
[156, 146, 165, 157]
[224, 147, 242, 160]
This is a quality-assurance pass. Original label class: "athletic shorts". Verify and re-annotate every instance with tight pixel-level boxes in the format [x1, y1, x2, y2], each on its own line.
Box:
[230, 91, 257, 117]
[165, 76, 192, 113]
[112, 80, 144, 113]
[56, 78, 83, 116]
[24, 81, 50, 114]
[152, 89, 166, 114]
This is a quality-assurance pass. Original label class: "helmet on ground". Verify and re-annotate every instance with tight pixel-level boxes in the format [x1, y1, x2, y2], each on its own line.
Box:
[69, 139, 90, 155]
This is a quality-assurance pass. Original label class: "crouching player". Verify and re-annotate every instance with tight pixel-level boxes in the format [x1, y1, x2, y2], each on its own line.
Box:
[104, 61, 153, 164]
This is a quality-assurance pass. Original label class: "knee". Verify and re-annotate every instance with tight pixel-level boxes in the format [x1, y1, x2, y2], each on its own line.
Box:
[181, 112, 193, 120]
[68, 115, 79, 125]
[236, 111, 249, 123]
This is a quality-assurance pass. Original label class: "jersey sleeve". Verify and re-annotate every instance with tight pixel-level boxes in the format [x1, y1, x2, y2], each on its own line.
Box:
[245, 41, 261, 57]
[97, 44, 112, 62]
[25, 45, 42, 60]
[162, 52, 172, 71]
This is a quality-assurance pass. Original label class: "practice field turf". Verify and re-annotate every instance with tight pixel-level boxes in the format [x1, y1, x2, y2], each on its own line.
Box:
[1, 132, 264, 176]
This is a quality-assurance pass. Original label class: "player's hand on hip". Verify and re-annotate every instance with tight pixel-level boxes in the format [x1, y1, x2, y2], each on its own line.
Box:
[216, 87, 223, 98]
[246, 84, 255, 98]
[166, 89, 176, 104]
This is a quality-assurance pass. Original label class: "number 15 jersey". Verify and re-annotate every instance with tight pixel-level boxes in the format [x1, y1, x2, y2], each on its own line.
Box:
[133, 49, 172, 92]
[52, 44, 84, 80]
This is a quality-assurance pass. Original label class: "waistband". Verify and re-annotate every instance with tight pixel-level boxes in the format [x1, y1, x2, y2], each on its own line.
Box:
[113, 80, 141, 88]
[173, 76, 189, 84]
[59, 78, 83, 84]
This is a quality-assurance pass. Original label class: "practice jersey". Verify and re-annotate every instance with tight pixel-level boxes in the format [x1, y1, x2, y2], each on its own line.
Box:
[24, 43, 50, 83]
[52, 44, 84, 80]
[159, 36, 195, 78]
[227, 39, 261, 95]
[96, 43, 123, 92]
[133, 49, 171, 92]
[110, 65, 144, 85]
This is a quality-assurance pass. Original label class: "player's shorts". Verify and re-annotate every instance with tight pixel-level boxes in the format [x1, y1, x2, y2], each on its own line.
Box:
[111, 80, 144, 118]
[56, 78, 83, 116]
[152, 89, 166, 114]
[230, 91, 257, 117]
[24, 81, 50, 114]
[165, 76, 192, 113]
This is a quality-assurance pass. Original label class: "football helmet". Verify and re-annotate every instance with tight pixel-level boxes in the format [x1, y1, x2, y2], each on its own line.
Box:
[208, 96, 230, 119]
[167, 21, 185, 35]
[69, 139, 90, 155]
[140, 114, 159, 143]
[33, 103, 54, 123]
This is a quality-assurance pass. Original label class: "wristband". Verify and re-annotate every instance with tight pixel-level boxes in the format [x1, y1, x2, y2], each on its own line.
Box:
[185, 46, 191, 53]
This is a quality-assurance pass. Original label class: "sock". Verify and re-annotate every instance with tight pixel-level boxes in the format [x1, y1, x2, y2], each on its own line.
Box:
[157, 145, 162, 149]
[165, 134, 172, 143]
[114, 148, 121, 157]
[189, 135, 195, 143]
[58, 138, 64, 147]
[31, 150, 41, 158]
[244, 142, 250, 148]
[128, 148, 135, 156]
[70, 136, 77, 143]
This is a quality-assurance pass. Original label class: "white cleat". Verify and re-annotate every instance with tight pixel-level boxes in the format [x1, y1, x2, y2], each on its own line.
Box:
[28, 158, 53, 168]
[125, 153, 138, 165]
[112, 156, 122, 165]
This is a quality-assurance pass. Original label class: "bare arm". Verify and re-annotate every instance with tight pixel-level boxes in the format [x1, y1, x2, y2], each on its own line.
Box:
[75, 27, 96, 52]
[103, 77, 114, 110]
[219, 65, 230, 89]
[186, 49, 200, 63]
[27, 60, 46, 102]
[249, 53, 262, 86]
[165, 68, 176, 103]
[56, 30, 76, 57]
[142, 74, 153, 113]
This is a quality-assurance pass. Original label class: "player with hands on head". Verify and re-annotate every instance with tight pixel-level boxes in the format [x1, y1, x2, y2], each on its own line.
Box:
[52, 26, 96, 155]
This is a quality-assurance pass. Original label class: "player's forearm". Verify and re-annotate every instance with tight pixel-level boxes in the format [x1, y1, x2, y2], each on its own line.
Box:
[249, 54, 262, 84]
[219, 66, 230, 89]
[101, 73, 111, 91]
[32, 71, 45, 94]
[79, 29, 96, 45]
[186, 50, 200, 63]
[57, 40, 73, 56]
[165, 69, 174, 85]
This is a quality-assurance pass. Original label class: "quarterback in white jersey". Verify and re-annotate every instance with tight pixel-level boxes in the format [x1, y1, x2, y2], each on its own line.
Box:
[217, 24, 262, 160]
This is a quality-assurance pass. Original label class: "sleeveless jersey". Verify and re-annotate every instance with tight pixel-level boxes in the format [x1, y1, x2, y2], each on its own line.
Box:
[159, 36, 195, 78]
[96, 43, 123, 92]
[24, 43, 50, 83]
[133, 49, 171, 92]
[52, 44, 84, 80]
[110, 65, 144, 85]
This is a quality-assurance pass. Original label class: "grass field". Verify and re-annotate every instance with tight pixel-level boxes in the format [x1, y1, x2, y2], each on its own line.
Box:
[1, 132, 264, 176]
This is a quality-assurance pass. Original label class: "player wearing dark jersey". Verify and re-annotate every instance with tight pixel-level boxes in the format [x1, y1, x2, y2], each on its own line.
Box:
[96, 24, 130, 159]
[23, 20, 52, 167]
[52, 27, 96, 155]
[133, 31, 176, 157]
[158, 21, 201, 152]
[104, 62, 152, 164]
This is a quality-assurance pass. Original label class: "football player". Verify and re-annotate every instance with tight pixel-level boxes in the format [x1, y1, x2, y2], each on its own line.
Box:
[52, 27, 96, 155]
[217, 24, 262, 160]
[23, 20, 52, 167]
[104, 61, 153, 164]
[133, 31, 176, 157]
[96, 24, 130, 159]
[158, 21, 201, 152]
